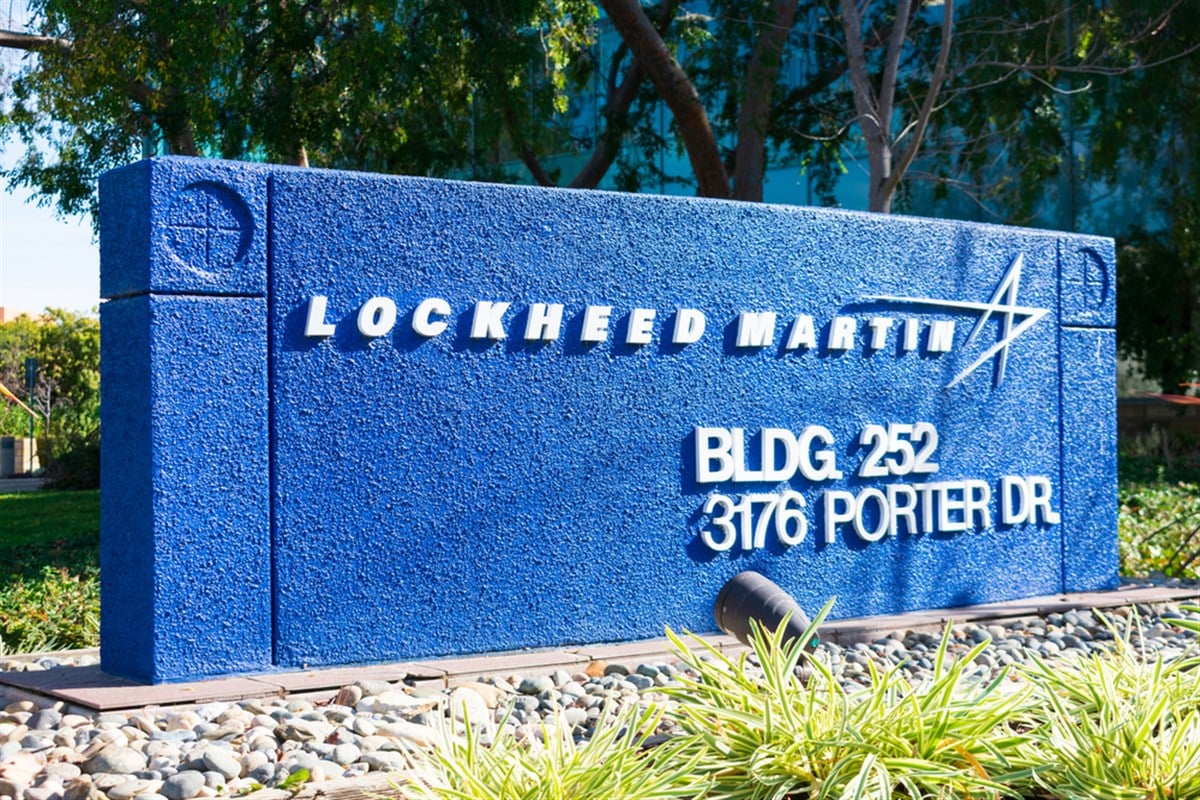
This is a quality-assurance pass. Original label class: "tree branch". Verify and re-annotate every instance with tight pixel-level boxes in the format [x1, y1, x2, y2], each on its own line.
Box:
[494, 84, 557, 186]
[568, 0, 679, 190]
[600, 0, 730, 198]
[877, 0, 912, 132]
[731, 0, 800, 201]
[568, 44, 644, 189]
[0, 29, 72, 55]
[519, 142, 557, 187]
[883, 0, 954, 206]
[778, 15, 899, 110]
[839, 0, 886, 203]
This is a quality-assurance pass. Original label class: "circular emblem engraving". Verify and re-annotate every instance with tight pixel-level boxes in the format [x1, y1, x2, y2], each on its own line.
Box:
[1071, 247, 1109, 309]
[162, 182, 253, 277]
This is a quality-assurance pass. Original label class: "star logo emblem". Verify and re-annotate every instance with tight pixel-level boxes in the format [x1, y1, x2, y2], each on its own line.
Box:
[866, 254, 1049, 388]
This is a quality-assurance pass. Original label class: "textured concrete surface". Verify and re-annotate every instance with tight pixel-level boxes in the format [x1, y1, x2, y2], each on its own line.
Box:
[100, 157, 1118, 682]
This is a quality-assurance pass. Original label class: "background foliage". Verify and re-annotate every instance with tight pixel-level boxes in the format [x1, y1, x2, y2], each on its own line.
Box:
[0, 1, 1196, 386]
[0, 309, 99, 485]
[0, 489, 98, 652]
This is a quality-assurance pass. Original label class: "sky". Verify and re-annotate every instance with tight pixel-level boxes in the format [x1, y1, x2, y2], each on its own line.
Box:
[0, 0, 100, 318]
[0, 179, 100, 317]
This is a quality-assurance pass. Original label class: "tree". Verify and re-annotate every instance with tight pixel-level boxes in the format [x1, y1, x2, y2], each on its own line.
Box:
[1076, 1, 1200, 393]
[0, 1, 881, 207]
[1118, 210, 1200, 394]
[0, 2, 250, 215]
[0, 0, 1194, 219]
[0, 309, 99, 445]
[0, 1, 631, 217]
[602, 0, 1195, 213]
[0, 314, 39, 439]
[840, 0, 952, 212]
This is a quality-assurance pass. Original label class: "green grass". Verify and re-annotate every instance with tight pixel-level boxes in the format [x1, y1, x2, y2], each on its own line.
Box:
[0, 490, 99, 652]
[1119, 456, 1200, 578]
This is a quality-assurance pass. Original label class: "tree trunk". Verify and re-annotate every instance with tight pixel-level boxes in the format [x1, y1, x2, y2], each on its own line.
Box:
[878, 0, 955, 211]
[519, 143, 556, 187]
[732, 0, 800, 202]
[493, 92, 559, 187]
[569, 43, 648, 189]
[157, 87, 200, 157]
[0, 29, 71, 54]
[286, 143, 309, 168]
[600, 0, 730, 198]
[841, 0, 954, 213]
[841, 0, 905, 212]
[568, 3, 677, 189]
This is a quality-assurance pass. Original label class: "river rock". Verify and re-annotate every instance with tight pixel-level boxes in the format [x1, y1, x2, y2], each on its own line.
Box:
[82, 747, 147, 777]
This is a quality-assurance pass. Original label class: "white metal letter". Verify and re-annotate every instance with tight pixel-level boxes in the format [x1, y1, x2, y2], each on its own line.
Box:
[797, 425, 841, 481]
[470, 301, 510, 340]
[412, 297, 451, 338]
[735, 312, 777, 348]
[760, 428, 799, 482]
[927, 320, 956, 353]
[939, 484, 969, 532]
[867, 317, 893, 350]
[965, 479, 992, 530]
[673, 309, 706, 344]
[626, 308, 656, 345]
[887, 484, 918, 536]
[854, 489, 890, 542]
[1000, 476, 1030, 524]
[357, 297, 397, 338]
[524, 303, 564, 342]
[695, 427, 734, 483]
[1028, 476, 1061, 524]
[784, 314, 816, 350]
[304, 295, 336, 337]
[730, 428, 765, 482]
[581, 305, 613, 343]
[828, 316, 856, 350]
[824, 490, 855, 544]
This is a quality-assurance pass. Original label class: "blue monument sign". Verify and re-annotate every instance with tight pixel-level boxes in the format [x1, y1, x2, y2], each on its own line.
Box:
[99, 157, 1116, 683]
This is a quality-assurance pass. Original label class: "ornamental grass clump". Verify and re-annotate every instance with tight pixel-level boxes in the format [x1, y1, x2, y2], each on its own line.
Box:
[404, 701, 709, 800]
[1017, 613, 1200, 800]
[0, 564, 99, 653]
[403, 604, 1200, 800]
[663, 602, 1036, 800]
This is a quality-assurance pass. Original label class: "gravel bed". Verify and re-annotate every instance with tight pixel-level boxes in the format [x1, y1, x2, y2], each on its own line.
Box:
[2, 581, 1199, 800]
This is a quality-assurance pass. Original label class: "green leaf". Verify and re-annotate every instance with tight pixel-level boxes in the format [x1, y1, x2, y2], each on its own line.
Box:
[277, 768, 310, 791]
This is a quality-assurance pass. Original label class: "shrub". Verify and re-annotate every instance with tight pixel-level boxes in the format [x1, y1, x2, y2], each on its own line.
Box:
[0, 564, 99, 653]
[1119, 476, 1200, 577]
[663, 603, 1036, 799]
[1019, 615, 1200, 799]
[41, 431, 100, 490]
[405, 702, 708, 800]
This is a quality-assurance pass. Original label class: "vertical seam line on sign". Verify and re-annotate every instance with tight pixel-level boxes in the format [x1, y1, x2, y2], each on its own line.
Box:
[266, 173, 280, 668]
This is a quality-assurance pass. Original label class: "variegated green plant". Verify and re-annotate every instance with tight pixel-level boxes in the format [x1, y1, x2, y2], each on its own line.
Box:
[662, 601, 1036, 799]
[403, 700, 709, 800]
[1019, 611, 1200, 800]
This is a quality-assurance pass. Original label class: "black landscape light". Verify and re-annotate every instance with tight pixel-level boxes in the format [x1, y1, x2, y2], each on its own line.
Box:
[714, 571, 820, 653]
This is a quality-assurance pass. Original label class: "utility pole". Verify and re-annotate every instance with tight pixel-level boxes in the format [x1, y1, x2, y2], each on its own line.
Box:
[24, 356, 35, 474]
